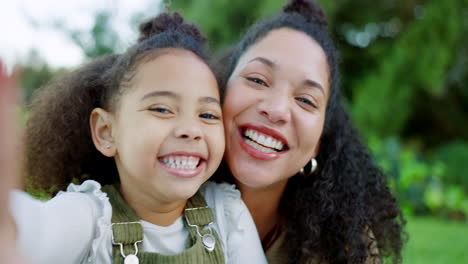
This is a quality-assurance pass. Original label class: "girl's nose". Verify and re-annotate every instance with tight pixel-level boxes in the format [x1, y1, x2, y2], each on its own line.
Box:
[174, 120, 203, 141]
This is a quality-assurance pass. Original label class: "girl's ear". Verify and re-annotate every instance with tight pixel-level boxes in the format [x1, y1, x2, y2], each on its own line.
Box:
[90, 108, 116, 157]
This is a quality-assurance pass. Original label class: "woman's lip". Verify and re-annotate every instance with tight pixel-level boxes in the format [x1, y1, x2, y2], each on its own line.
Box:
[240, 124, 289, 146]
[237, 128, 282, 161]
[158, 159, 205, 178]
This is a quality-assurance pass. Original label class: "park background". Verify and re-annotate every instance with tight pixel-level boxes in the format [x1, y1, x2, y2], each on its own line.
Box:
[1, 0, 467, 263]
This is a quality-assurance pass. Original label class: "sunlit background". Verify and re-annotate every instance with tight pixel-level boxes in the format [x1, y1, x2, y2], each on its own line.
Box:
[1, 0, 467, 263]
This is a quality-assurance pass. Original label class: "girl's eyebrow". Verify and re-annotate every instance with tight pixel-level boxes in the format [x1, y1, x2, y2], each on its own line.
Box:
[199, 96, 220, 106]
[141, 90, 179, 101]
[141, 91, 220, 106]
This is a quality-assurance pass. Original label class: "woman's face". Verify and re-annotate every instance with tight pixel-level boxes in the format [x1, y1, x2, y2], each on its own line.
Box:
[223, 28, 330, 189]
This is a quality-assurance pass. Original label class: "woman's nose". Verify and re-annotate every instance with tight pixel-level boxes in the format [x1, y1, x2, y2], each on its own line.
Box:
[256, 89, 291, 125]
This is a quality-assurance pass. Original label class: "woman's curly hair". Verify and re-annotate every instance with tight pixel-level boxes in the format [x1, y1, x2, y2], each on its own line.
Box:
[24, 12, 211, 193]
[215, 0, 405, 263]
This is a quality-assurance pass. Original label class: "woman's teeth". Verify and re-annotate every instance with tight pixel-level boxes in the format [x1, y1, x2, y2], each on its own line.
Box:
[243, 129, 284, 152]
[161, 156, 200, 169]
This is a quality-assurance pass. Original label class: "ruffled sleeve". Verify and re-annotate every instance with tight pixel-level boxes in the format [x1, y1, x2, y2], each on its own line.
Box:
[200, 181, 267, 264]
[65, 180, 112, 263]
[10, 180, 112, 264]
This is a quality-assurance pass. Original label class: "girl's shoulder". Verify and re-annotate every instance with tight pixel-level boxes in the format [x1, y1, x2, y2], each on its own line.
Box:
[63, 179, 110, 208]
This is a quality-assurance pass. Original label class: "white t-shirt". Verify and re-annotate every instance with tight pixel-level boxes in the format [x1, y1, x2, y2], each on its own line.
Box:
[10, 180, 267, 264]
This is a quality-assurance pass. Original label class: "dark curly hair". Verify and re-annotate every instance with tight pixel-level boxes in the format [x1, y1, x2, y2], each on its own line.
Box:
[25, 12, 212, 193]
[215, 0, 405, 263]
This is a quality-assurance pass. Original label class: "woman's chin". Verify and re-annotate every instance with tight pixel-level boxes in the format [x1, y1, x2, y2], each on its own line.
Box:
[233, 170, 285, 190]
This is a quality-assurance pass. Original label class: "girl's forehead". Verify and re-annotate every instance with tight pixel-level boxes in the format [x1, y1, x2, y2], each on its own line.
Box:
[123, 51, 219, 100]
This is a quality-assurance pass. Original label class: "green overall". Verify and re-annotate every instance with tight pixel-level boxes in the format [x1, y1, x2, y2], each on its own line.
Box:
[102, 185, 225, 264]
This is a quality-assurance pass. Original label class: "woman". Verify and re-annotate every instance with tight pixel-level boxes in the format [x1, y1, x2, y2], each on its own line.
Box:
[215, 0, 405, 263]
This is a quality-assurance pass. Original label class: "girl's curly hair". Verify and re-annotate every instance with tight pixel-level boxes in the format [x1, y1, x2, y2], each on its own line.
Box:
[25, 12, 211, 193]
[215, 0, 405, 263]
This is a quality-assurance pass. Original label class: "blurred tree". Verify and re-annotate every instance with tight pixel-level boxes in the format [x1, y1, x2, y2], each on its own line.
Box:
[350, 0, 468, 140]
[170, 0, 343, 50]
[64, 11, 120, 58]
[20, 50, 64, 102]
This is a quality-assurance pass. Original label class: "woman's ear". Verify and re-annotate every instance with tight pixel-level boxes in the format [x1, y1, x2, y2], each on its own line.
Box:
[90, 108, 116, 157]
[312, 139, 321, 158]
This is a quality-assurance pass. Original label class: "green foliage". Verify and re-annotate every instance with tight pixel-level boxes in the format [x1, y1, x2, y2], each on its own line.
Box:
[67, 12, 119, 58]
[370, 137, 468, 218]
[435, 141, 468, 190]
[351, 0, 468, 139]
[170, 0, 267, 49]
[20, 51, 64, 102]
[169, 0, 342, 50]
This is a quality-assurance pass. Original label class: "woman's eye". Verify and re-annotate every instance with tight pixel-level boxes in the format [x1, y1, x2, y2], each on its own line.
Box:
[296, 97, 317, 108]
[246, 77, 267, 86]
[200, 113, 220, 120]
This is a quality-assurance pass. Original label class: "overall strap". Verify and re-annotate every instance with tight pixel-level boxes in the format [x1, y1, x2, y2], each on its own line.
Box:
[102, 185, 225, 264]
[184, 191, 214, 226]
[101, 185, 143, 263]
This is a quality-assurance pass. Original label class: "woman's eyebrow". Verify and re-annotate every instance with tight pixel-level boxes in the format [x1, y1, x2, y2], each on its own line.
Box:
[248, 57, 277, 69]
[303, 79, 325, 96]
[141, 90, 179, 101]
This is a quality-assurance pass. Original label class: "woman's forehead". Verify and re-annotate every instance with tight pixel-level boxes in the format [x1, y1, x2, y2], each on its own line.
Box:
[234, 28, 330, 93]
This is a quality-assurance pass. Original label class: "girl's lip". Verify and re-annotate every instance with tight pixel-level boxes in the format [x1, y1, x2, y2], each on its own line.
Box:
[157, 152, 207, 178]
[158, 152, 206, 160]
[159, 159, 206, 178]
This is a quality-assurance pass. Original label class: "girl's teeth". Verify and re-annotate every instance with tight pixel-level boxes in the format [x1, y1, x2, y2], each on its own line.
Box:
[243, 129, 284, 151]
[161, 156, 200, 169]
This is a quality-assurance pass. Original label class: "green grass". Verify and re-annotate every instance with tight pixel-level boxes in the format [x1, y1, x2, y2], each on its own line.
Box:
[403, 217, 468, 264]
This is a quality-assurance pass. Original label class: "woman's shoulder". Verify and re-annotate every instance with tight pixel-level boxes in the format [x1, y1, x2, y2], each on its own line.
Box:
[201, 181, 268, 264]
[199, 181, 245, 224]
[198, 181, 246, 243]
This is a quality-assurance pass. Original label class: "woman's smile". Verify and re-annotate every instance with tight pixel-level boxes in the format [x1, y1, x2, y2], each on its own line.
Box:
[237, 123, 289, 160]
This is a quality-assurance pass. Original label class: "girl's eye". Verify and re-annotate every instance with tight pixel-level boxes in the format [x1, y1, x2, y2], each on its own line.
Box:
[296, 97, 317, 109]
[246, 77, 267, 86]
[199, 113, 220, 120]
[150, 107, 172, 114]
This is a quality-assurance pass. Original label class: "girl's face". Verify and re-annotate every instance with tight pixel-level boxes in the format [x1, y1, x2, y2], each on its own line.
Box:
[101, 49, 224, 203]
[223, 28, 330, 189]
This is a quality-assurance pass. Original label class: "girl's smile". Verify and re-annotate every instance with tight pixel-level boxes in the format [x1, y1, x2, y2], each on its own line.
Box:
[158, 153, 206, 178]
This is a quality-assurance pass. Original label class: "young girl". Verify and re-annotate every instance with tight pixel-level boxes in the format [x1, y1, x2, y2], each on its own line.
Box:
[9, 12, 267, 264]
